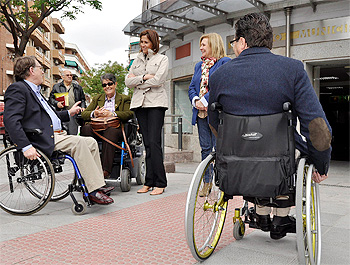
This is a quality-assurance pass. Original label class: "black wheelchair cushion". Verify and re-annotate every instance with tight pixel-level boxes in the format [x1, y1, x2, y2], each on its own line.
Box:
[216, 112, 295, 198]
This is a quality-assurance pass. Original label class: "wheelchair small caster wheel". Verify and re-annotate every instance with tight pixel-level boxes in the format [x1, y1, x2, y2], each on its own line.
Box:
[233, 221, 245, 240]
[120, 168, 131, 192]
[71, 201, 86, 215]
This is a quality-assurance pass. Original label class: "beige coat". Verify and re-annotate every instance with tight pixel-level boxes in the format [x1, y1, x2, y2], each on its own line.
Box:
[125, 50, 169, 110]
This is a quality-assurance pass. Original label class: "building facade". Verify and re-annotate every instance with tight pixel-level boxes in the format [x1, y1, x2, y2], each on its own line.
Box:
[124, 0, 350, 162]
[0, 12, 66, 97]
[0, 4, 90, 98]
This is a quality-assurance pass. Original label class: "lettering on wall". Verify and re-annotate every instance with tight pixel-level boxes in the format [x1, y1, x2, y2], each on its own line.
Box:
[226, 16, 350, 54]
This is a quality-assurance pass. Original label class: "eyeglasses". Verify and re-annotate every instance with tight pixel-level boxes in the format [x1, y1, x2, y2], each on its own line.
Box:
[102, 82, 115, 87]
[230, 37, 240, 48]
[65, 74, 73, 77]
[33, 65, 46, 73]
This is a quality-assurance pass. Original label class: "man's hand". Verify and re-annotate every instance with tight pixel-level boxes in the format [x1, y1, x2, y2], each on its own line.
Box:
[23, 147, 41, 160]
[68, 101, 82, 116]
[57, 101, 64, 109]
[312, 171, 328, 183]
[195, 100, 206, 111]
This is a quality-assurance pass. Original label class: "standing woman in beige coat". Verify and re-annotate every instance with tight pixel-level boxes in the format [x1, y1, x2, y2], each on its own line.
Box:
[125, 29, 169, 195]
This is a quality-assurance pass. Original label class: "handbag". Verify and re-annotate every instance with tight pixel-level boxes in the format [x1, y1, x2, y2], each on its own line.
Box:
[90, 117, 134, 167]
[90, 116, 120, 131]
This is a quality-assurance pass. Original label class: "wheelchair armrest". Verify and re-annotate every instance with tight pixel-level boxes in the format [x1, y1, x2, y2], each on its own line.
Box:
[24, 128, 43, 135]
[210, 102, 223, 111]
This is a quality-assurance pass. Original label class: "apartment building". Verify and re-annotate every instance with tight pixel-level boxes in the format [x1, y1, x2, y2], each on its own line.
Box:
[0, 13, 65, 98]
[63, 42, 90, 80]
[0, 4, 90, 98]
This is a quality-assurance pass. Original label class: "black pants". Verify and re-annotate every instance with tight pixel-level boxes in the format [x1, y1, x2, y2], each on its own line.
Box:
[135, 107, 167, 188]
[80, 124, 122, 174]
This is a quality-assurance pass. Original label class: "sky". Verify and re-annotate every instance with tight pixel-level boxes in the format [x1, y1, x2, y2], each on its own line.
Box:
[54, 0, 143, 68]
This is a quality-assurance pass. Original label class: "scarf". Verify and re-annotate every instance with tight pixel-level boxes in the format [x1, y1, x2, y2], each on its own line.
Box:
[198, 57, 217, 118]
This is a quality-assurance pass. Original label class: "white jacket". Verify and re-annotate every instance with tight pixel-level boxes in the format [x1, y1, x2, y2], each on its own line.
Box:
[125, 50, 169, 110]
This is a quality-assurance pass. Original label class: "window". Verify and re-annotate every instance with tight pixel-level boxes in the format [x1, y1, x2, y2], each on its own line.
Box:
[173, 79, 193, 134]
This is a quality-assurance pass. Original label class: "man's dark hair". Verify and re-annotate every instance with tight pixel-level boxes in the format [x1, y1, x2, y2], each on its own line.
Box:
[100, 73, 116, 83]
[235, 13, 273, 49]
[14, 56, 37, 82]
[140, 29, 160, 54]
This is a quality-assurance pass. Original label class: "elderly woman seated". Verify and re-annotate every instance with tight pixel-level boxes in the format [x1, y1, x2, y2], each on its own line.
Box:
[80, 73, 134, 178]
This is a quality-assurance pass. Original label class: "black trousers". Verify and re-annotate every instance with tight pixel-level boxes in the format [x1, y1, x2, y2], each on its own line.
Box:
[135, 107, 167, 188]
[80, 124, 122, 174]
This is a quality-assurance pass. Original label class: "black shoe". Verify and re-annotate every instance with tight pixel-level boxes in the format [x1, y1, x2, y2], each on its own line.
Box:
[256, 214, 271, 232]
[270, 215, 296, 240]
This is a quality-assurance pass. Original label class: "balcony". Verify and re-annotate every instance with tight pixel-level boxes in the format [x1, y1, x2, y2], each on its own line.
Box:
[6, 43, 15, 52]
[42, 55, 51, 68]
[52, 49, 65, 65]
[30, 28, 43, 47]
[52, 18, 65, 34]
[52, 33, 65, 49]
[26, 46, 43, 62]
[28, 1, 50, 31]
[52, 66, 61, 78]
[42, 36, 50, 50]
[42, 77, 51, 88]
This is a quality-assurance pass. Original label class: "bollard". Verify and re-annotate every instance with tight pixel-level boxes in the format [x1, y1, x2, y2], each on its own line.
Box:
[178, 117, 182, 151]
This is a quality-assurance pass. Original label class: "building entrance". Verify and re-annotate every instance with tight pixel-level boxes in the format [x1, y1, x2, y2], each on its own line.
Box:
[318, 63, 349, 161]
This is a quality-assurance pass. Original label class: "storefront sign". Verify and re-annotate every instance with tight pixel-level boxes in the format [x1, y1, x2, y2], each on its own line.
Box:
[226, 16, 350, 54]
[273, 16, 350, 47]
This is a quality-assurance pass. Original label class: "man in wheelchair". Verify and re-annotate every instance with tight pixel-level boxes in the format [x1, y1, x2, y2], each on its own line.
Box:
[4, 56, 114, 205]
[208, 13, 332, 240]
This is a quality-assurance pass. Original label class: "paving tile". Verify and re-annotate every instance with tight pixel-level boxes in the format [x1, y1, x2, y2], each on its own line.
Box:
[0, 192, 247, 265]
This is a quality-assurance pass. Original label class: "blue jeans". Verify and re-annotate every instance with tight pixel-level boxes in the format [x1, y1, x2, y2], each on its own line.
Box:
[197, 117, 216, 183]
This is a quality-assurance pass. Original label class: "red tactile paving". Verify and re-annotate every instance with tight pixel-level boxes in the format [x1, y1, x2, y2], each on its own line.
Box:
[0, 193, 253, 265]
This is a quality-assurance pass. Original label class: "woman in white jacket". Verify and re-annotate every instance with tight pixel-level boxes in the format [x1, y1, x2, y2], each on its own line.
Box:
[125, 29, 169, 195]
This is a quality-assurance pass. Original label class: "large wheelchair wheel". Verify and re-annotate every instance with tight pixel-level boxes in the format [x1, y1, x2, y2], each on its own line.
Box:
[0, 146, 55, 215]
[185, 153, 228, 261]
[50, 155, 77, 201]
[296, 158, 321, 265]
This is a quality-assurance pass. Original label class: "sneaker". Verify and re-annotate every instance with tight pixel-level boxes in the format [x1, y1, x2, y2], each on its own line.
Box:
[270, 215, 296, 240]
[256, 214, 272, 232]
[198, 182, 212, 197]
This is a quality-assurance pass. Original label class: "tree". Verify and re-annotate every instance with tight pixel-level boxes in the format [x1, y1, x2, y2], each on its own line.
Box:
[80, 61, 130, 97]
[0, 0, 102, 58]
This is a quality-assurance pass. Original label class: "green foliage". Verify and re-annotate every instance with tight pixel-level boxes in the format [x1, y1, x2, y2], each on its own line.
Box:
[80, 61, 131, 97]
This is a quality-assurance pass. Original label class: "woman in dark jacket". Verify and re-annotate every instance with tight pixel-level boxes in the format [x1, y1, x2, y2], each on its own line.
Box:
[188, 33, 230, 197]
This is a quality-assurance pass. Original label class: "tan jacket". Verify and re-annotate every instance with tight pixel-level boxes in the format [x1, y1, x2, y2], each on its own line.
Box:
[125, 50, 169, 110]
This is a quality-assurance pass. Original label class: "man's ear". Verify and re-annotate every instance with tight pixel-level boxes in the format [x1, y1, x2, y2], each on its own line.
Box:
[241, 37, 249, 50]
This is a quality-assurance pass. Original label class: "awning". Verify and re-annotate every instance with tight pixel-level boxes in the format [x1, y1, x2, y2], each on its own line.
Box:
[65, 60, 78, 67]
[123, 0, 332, 45]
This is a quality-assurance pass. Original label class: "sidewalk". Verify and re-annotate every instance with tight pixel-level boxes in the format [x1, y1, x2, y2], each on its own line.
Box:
[0, 161, 349, 264]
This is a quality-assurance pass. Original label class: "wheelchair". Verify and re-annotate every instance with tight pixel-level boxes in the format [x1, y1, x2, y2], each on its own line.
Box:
[0, 127, 95, 215]
[92, 118, 145, 192]
[185, 103, 321, 265]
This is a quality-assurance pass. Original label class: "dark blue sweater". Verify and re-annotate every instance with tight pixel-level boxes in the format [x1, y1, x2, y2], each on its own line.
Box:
[209, 47, 332, 175]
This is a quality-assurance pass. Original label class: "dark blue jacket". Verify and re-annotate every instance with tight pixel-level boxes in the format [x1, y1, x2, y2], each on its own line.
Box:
[209, 47, 332, 175]
[4, 80, 70, 156]
[188, 57, 231, 125]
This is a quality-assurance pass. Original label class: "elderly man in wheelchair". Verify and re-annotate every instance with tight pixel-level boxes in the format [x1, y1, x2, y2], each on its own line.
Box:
[0, 56, 114, 216]
[185, 13, 331, 265]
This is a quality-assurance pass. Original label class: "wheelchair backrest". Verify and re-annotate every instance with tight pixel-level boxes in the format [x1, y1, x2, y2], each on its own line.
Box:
[215, 109, 295, 198]
[217, 112, 294, 158]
